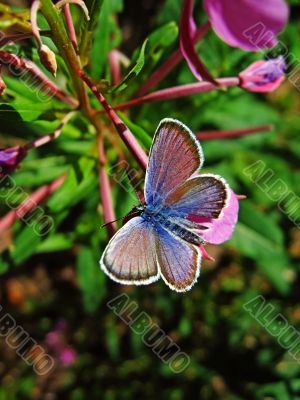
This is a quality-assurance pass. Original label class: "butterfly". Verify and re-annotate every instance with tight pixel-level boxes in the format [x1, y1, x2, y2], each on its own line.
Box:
[100, 118, 233, 292]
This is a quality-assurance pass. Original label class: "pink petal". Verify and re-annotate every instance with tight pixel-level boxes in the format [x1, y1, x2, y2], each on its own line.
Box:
[180, 0, 217, 83]
[239, 57, 286, 93]
[204, 0, 289, 51]
[199, 190, 239, 245]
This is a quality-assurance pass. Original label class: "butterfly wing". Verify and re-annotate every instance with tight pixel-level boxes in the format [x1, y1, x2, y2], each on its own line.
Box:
[155, 225, 201, 292]
[100, 217, 159, 285]
[164, 174, 229, 221]
[145, 118, 204, 208]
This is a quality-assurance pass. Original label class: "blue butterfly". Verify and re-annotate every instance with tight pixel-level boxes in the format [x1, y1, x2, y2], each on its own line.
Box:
[100, 119, 230, 292]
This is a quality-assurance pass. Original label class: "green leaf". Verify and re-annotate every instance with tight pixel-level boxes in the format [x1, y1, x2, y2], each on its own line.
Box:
[78, 0, 104, 66]
[256, 382, 290, 400]
[117, 112, 152, 148]
[0, 257, 9, 274]
[35, 234, 74, 253]
[111, 39, 148, 93]
[76, 247, 106, 313]
[47, 168, 78, 213]
[11, 225, 42, 264]
[230, 203, 290, 294]
[90, 0, 123, 78]
[47, 157, 97, 213]
[114, 22, 178, 99]
[2, 77, 67, 121]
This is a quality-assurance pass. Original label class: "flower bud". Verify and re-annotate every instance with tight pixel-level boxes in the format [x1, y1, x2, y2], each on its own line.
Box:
[0, 76, 6, 96]
[239, 56, 286, 92]
[38, 44, 57, 77]
[0, 146, 27, 176]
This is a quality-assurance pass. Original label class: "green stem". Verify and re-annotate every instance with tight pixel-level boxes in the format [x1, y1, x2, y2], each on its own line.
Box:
[39, 0, 89, 112]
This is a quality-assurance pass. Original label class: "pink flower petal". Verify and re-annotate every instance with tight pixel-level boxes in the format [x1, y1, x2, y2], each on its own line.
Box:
[204, 0, 289, 51]
[198, 190, 239, 245]
[180, 0, 217, 83]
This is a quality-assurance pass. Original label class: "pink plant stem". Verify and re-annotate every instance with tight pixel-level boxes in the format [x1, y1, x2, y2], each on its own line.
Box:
[78, 69, 148, 171]
[0, 51, 78, 107]
[97, 134, 117, 237]
[197, 124, 273, 140]
[25, 112, 76, 150]
[30, 0, 43, 48]
[105, 77, 240, 112]
[63, 4, 78, 52]
[108, 50, 122, 85]
[0, 175, 66, 232]
[137, 21, 211, 97]
[0, 33, 34, 46]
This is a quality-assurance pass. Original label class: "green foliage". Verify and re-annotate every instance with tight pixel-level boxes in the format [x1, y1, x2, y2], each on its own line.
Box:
[0, 0, 299, 399]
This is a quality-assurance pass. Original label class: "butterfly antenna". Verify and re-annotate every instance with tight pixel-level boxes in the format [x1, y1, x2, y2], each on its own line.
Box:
[101, 206, 141, 229]
[101, 217, 124, 229]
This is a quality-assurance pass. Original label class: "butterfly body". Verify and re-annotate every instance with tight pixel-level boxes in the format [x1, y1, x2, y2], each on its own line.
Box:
[134, 205, 205, 246]
[100, 118, 237, 292]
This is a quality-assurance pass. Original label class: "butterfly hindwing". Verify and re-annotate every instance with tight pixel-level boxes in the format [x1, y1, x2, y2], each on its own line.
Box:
[155, 225, 201, 292]
[100, 217, 160, 285]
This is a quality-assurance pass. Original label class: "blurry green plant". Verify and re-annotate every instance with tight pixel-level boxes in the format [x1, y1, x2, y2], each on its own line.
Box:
[0, 0, 300, 398]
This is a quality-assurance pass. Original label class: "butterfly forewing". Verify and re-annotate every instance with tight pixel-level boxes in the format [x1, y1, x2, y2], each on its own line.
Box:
[145, 119, 204, 208]
[100, 217, 160, 285]
[164, 175, 229, 220]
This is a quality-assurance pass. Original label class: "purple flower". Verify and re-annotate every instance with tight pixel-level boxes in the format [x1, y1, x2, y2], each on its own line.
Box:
[59, 347, 77, 366]
[204, 0, 289, 51]
[239, 57, 286, 92]
[0, 146, 27, 176]
[179, 0, 289, 82]
[45, 320, 77, 367]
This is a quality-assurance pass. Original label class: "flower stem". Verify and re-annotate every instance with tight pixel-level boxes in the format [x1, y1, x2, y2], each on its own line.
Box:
[197, 125, 273, 140]
[97, 129, 117, 238]
[39, 0, 89, 111]
[0, 175, 66, 232]
[25, 112, 76, 150]
[104, 77, 240, 111]
[63, 4, 78, 52]
[108, 50, 122, 85]
[137, 21, 210, 96]
[78, 69, 148, 171]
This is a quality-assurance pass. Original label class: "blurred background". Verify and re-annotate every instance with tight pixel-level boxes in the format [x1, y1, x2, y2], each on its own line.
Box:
[1, 0, 300, 399]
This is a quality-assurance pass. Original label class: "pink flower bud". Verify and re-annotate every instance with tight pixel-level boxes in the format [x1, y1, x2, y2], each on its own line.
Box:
[0, 76, 6, 96]
[38, 44, 57, 77]
[0, 146, 27, 176]
[239, 56, 286, 92]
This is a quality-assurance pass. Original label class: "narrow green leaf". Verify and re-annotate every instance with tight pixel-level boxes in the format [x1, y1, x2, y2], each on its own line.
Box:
[79, 0, 104, 66]
[11, 225, 42, 264]
[111, 39, 148, 93]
